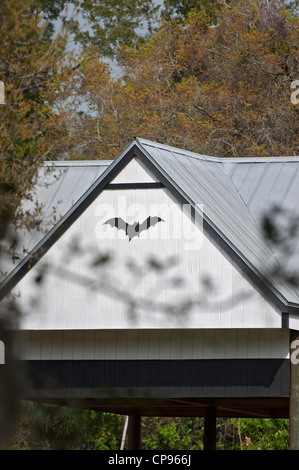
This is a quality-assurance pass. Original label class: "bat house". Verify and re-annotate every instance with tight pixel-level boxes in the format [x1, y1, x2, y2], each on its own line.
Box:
[1, 138, 299, 448]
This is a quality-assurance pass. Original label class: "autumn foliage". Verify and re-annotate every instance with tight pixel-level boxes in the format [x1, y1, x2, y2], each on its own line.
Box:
[49, 0, 299, 161]
[0, 0, 74, 234]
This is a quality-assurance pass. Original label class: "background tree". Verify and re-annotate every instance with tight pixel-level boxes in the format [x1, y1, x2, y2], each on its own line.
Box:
[47, 0, 298, 162]
[161, 0, 224, 23]
[76, 0, 160, 58]
[0, 0, 162, 238]
[0, 0, 77, 240]
[162, 0, 299, 21]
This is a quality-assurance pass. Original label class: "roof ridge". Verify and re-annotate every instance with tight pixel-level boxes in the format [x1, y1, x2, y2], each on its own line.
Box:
[136, 138, 221, 162]
[137, 138, 299, 163]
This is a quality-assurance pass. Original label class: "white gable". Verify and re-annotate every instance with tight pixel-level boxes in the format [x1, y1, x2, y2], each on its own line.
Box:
[111, 157, 159, 183]
[10, 158, 282, 331]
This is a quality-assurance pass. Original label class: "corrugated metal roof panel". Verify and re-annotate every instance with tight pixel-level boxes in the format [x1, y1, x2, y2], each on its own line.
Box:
[221, 157, 299, 298]
[142, 146, 270, 259]
[8, 162, 111, 265]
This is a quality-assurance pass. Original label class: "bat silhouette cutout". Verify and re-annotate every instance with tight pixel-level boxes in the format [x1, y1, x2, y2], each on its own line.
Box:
[104, 216, 164, 241]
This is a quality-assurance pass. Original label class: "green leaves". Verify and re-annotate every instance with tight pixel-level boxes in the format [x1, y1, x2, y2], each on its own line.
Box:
[162, 0, 224, 24]
[77, 0, 160, 57]
[10, 403, 290, 450]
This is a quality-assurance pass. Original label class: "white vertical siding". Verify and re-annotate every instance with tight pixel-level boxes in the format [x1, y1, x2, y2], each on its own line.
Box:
[110, 157, 159, 183]
[9, 157, 283, 330]
[289, 315, 299, 331]
[14, 329, 290, 360]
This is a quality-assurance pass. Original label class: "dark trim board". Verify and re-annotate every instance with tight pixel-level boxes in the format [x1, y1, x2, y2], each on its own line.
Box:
[106, 182, 165, 190]
[24, 359, 290, 403]
[282, 312, 289, 328]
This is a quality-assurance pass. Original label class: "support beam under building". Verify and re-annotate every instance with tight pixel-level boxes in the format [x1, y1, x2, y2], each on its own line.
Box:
[290, 332, 299, 450]
[204, 407, 217, 450]
[127, 415, 141, 450]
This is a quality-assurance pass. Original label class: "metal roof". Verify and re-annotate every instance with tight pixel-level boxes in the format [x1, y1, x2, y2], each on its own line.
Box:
[224, 158, 299, 268]
[1, 137, 299, 314]
[12, 160, 112, 255]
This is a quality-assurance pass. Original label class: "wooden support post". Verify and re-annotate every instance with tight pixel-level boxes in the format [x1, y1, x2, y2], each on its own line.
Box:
[290, 332, 299, 449]
[204, 406, 217, 450]
[127, 415, 141, 450]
